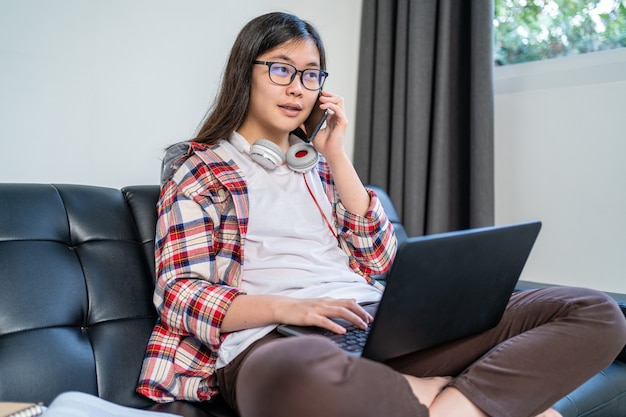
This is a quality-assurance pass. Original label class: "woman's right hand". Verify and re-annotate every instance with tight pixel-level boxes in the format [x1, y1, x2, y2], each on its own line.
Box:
[221, 294, 373, 335]
[275, 296, 374, 334]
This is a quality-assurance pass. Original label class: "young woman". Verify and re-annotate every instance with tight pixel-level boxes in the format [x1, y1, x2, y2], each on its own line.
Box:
[137, 12, 626, 417]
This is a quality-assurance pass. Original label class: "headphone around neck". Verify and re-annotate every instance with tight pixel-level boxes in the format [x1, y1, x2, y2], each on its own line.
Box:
[229, 132, 337, 238]
[231, 133, 319, 173]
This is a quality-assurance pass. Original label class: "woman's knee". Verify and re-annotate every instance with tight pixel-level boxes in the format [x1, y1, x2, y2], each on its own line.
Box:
[562, 287, 623, 324]
[584, 288, 626, 348]
[540, 286, 626, 353]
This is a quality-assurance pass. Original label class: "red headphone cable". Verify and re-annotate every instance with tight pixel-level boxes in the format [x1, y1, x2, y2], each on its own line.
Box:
[302, 173, 338, 240]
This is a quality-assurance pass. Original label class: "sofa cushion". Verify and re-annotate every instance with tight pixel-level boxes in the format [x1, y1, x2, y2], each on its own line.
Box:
[553, 361, 626, 417]
[0, 184, 156, 408]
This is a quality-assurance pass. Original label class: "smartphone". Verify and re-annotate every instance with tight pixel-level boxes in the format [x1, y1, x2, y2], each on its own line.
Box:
[292, 96, 329, 143]
[304, 99, 329, 141]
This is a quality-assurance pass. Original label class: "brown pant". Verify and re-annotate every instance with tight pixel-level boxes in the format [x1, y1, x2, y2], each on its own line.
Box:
[216, 287, 626, 417]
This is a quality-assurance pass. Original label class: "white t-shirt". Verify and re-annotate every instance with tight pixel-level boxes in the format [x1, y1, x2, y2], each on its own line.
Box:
[216, 133, 382, 368]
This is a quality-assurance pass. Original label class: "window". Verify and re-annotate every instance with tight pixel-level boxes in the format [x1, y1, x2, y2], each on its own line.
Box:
[494, 0, 626, 65]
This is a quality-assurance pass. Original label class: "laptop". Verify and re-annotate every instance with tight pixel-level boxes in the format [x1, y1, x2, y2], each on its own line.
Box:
[277, 221, 542, 362]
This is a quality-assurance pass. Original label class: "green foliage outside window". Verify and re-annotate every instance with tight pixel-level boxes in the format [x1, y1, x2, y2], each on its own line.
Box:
[494, 0, 626, 65]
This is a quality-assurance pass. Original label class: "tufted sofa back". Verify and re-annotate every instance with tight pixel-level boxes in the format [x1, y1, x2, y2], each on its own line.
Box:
[0, 183, 408, 408]
[0, 184, 160, 407]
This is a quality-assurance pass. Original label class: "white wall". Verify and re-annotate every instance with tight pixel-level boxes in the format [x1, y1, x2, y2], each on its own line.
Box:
[3, 1, 625, 293]
[0, 0, 362, 188]
[494, 48, 626, 293]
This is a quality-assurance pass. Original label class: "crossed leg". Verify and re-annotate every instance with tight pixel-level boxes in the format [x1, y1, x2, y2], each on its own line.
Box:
[232, 287, 625, 417]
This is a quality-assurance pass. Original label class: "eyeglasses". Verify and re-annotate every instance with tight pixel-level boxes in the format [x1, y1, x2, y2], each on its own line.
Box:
[254, 61, 328, 91]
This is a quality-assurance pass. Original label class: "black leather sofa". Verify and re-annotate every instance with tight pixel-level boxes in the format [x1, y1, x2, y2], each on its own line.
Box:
[1, 183, 625, 417]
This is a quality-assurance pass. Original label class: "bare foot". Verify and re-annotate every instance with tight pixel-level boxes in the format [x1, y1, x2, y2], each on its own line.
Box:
[535, 408, 562, 417]
[429, 387, 488, 417]
[401, 375, 562, 417]
[402, 375, 451, 408]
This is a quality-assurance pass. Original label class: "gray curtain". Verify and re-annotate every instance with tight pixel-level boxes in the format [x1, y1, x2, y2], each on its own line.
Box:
[354, 0, 494, 237]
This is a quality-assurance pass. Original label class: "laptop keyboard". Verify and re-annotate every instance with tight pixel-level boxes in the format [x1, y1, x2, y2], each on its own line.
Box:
[322, 325, 371, 353]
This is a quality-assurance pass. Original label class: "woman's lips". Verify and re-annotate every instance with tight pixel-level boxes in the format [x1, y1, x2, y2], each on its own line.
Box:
[279, 104, 302, 117]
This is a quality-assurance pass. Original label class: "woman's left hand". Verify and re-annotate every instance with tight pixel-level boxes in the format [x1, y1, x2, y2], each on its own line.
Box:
[304, 90, 370, 216]
[308, 90, 349, 161]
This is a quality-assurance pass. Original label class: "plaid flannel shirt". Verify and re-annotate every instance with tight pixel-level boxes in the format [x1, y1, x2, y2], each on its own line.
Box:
[137, 141, 397, 402]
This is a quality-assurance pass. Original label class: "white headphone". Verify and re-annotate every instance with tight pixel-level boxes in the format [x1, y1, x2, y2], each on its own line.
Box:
[229, 132, 337, 238]
[231, 133, 319, 173]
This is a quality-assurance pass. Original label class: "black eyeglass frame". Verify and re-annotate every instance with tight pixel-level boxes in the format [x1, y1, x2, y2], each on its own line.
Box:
[253, 60, 328, 91]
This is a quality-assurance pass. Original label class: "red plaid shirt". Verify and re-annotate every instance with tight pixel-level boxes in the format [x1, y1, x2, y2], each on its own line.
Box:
[137, 141, 397, 402]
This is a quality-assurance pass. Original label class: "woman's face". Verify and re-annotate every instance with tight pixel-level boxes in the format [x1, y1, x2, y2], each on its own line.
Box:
[241, 39, 322, 146]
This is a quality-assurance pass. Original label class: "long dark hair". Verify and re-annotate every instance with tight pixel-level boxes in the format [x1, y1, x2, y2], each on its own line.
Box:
[192, 12, 326, 145]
